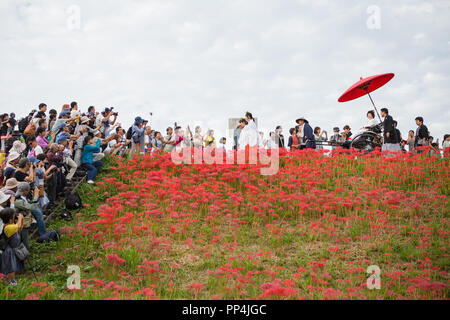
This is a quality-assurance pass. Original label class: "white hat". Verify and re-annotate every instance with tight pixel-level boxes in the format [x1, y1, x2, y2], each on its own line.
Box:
[13, 140, 26, 153]
[7, 151, 20, 163]
[0, 191, 11, 204]
[80, 116, 90, 124]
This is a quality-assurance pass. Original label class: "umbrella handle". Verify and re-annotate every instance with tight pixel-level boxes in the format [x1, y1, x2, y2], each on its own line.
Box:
[367, 91, 382, 122]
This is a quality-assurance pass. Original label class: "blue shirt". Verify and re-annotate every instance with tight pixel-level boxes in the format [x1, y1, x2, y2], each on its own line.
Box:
[81, 139, 101, 164]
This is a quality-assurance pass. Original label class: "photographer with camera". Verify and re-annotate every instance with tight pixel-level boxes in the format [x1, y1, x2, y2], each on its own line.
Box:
[96, 108, 117, 138]
[14, 182, 46, 249]
[163, 126, 176, 153]
[73, 116, 100, 166]
[81, 134, 104, 184]
[131, 117, 147, 155]
[14, 158, 36, 183]
[58, 136, 78, 181]
[104, 128, 127, 156]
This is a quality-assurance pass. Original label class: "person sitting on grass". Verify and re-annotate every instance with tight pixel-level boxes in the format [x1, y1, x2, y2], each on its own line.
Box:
[0, 208, 25, 286]
[81, 135, 102, 185]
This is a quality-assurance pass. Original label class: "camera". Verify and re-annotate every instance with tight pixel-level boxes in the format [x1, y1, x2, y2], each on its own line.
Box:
[113, 112, 118, 116]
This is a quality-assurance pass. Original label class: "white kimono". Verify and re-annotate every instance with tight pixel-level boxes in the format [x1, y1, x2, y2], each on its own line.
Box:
[238, 120, 259, 150]
[355, 118, 380, 136]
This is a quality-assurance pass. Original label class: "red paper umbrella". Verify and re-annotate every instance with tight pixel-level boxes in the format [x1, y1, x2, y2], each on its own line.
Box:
[338, 73, 395, 121]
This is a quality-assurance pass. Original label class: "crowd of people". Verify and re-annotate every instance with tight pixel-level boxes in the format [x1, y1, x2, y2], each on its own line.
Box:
[227, 110, 448, 156]
[0, 102, 127, 285]
[0, 103, 449, 286]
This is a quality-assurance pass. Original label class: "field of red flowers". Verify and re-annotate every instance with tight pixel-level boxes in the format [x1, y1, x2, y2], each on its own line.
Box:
[2, 148, 449, 300]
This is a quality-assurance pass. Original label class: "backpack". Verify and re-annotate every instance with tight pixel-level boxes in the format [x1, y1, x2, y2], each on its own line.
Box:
[0, 230, 29, 260]
[24, 122, 36, 137]
[126, 126, 133, 140]
[37, 230, 61, 243]
[65, 191, 83, 210]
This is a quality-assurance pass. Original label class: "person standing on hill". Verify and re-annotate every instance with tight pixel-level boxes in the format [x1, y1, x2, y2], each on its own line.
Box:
[131, 117, 146, 155]
[163, 127, 176, 152]
[393, 121, 402, 144]
[233, 119, 246, 150]
[238, 112, 259, 150]
[406, 130, 415, 152]
[296, 117, 315, 149]
[274, 126, 285, 149]
[381, 108, 400, 152]
[288, 128, 300, 150]
[193, 126, 204, 149]
[414, 116, 429, 149]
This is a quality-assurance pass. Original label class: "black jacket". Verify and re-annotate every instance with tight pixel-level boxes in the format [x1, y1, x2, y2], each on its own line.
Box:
[383, 115, 398, 144]
[395, 129, 402, 144]
[415, 125, 429, 146]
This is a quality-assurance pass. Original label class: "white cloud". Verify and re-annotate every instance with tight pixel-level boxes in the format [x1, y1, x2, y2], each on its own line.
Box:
[0, 0, 449, 147]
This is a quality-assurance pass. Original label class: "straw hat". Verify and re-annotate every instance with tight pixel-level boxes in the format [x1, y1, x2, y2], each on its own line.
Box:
[4, 178, 19, 190]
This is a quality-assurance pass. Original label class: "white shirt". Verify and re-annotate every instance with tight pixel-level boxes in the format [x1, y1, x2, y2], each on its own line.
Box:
[95, 114, 104, 128]
[35, 145, 44, 156]
[71, 110, 81, 119]
[355, 118, 380, 136]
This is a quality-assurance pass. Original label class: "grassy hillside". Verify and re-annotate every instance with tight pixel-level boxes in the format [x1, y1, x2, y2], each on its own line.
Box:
[1, 149, 449, 300]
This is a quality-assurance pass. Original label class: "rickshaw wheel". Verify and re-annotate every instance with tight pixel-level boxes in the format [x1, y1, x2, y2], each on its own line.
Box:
[351, 132, 380, 153]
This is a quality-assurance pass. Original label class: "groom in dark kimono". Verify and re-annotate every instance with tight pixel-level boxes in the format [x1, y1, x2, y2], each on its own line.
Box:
[380, 108, 400, 152]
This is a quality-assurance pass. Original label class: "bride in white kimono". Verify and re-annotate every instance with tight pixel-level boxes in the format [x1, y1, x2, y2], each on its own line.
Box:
[238, 112, 260, 150]
[355, 110, 380, 136]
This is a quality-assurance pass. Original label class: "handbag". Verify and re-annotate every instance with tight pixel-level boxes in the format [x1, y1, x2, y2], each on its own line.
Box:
[13, 242, 29, 261]
[7, 235, 29, 261]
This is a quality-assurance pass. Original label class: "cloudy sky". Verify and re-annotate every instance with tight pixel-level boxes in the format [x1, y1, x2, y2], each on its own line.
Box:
[1, 0, 449, 145]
